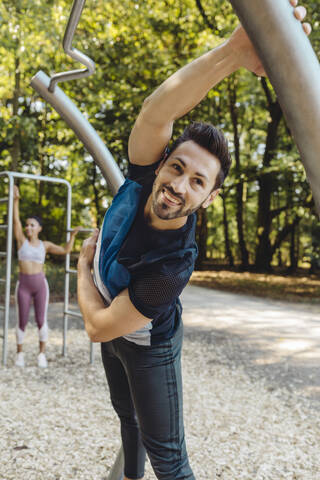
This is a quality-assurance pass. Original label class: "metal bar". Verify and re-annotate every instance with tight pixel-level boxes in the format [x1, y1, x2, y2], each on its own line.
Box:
[49, 0, 95, 92]
[0, 197, 8, 203]
[229, 0, 320, 215]
[63, 182, 72, 357]
[0, 252, 6, 257]
[67, 228, 94, 233]
[0, 171, 71, 187]
[2, 176, 14, 365]
[66, 268, 77, 274]
[0, 306, 5, 311]
[0, 279, 6, 283]
[31, 71, 124, 194]
[64, 310, 82, 319]
[0, 225, 8, 229]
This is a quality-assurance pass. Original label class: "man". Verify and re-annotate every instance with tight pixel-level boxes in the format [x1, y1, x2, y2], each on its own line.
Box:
[77, 3, 311, 479]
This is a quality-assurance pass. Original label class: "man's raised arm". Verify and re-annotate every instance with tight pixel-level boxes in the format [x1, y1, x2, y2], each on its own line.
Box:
[128, 1, 311, 167]
[128, 27, 257, 167]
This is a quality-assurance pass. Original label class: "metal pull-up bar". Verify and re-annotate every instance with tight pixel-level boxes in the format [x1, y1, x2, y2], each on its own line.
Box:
[229, 0, 320, 215]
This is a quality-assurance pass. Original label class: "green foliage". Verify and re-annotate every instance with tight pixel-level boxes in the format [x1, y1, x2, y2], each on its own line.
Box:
[0, 0, 319, 272]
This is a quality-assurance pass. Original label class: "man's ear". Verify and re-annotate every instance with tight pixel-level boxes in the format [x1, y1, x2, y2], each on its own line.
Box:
[202, 189, 220, 209]
[155, 159, 165, 176]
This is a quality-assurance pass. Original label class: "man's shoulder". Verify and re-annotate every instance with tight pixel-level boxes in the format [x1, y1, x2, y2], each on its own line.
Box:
[127, 160, 160, 185]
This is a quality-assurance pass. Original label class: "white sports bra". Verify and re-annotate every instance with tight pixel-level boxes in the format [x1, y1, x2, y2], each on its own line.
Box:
[18, 240, 46, 264]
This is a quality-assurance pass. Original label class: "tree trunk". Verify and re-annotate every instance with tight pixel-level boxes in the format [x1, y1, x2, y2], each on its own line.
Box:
[254, 80, 283, 271]
[288, 224, 298, 272]
[221, 189, 234, 267]
[195, 207, 208, 270]
[10, 54, 21, 171]
[92, 165, 103, 225]
[228, 77, 249, 269]
[38, 104, 48, 206]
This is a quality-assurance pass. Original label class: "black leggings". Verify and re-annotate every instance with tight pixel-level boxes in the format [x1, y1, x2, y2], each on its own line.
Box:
[101, 324, 195, 480]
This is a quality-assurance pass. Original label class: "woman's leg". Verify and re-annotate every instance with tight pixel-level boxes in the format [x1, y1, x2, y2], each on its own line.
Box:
[15, 275, 32, 352]
[116, 325, 195, 480]
[101, 341, 146, 480]
[33, 274, 49, 353]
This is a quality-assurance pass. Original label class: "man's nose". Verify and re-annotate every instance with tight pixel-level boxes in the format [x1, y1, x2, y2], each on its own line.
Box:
[170, 175, 188, 195]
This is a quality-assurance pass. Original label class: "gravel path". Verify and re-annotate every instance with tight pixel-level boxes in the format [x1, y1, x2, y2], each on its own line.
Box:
[1, 285, 319, 479]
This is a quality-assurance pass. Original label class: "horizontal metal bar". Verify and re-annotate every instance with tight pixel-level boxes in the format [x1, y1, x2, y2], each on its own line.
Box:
[0, 225, 8, 229]
[0, 252, 7, 257]
[0, 279, 6, 283]
[67, 228, 94, 233]
[0, 171, 71, 188]
[66, 268, 77, 274]
[0, 306, 5, 310]
[64, 309, 82, 318]
[0, 197, 8, 203]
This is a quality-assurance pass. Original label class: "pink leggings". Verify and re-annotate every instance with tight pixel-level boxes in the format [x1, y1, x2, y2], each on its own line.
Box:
[15, 272, 49, 345]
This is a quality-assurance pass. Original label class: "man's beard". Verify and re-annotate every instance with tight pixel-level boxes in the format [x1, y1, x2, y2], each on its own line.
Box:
[151, 182, 202, 220]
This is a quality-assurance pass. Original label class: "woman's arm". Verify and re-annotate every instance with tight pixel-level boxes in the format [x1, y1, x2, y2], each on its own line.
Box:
[44, 226, 82, 255]
[13, 186, 25, 248]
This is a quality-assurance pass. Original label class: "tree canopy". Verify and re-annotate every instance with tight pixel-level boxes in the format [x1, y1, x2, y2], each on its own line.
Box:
[0, 0, 319, 272]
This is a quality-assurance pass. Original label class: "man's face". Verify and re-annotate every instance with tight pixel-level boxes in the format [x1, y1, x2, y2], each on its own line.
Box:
[151, 140, 221, 221]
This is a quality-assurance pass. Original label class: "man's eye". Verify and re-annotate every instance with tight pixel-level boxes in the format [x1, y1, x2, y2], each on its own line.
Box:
[172, 163, 181, 171]
[195, 178, 203, 186]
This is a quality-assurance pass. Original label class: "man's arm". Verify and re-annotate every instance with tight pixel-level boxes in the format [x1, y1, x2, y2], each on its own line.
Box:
[128, 1, 311, 167]
[77, 230, 152, 342]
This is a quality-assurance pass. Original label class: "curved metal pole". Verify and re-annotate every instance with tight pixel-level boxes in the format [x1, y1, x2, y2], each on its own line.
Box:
[49, 0, 95, 92]
[229, 0, 320, 215]
[31, 71, 124, 195]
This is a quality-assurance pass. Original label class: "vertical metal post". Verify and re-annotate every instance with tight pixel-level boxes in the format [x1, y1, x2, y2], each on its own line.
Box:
[2, 175, 14, 366]
[63, 182, 72, 357]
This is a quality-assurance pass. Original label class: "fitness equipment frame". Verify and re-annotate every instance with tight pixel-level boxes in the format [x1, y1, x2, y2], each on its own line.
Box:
[0, 171, 94, 366]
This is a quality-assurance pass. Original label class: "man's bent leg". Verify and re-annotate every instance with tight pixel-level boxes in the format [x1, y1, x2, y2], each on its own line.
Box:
[116, 325, 195, 480]
[101, 341, 146, 479]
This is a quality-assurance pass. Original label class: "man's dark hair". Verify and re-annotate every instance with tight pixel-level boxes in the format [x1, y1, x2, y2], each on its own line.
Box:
[169, 122, 231, 191]
[28, 215, 43, 227]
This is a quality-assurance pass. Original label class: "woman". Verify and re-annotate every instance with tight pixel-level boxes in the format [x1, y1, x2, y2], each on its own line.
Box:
[13, 185, 81, 368]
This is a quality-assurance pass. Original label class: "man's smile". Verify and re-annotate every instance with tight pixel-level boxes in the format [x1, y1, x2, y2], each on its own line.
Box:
[160, 186, 184, 207]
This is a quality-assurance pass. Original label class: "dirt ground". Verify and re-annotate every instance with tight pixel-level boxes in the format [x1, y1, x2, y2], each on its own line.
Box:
[4, 283, 320, 405]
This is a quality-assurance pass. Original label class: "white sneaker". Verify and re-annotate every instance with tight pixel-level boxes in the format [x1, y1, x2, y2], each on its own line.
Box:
[38, 353, 48, 368]
[15, 352, 25, 367]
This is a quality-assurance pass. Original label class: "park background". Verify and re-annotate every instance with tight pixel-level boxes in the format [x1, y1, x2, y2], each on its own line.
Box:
[0, 0, 320, 301]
